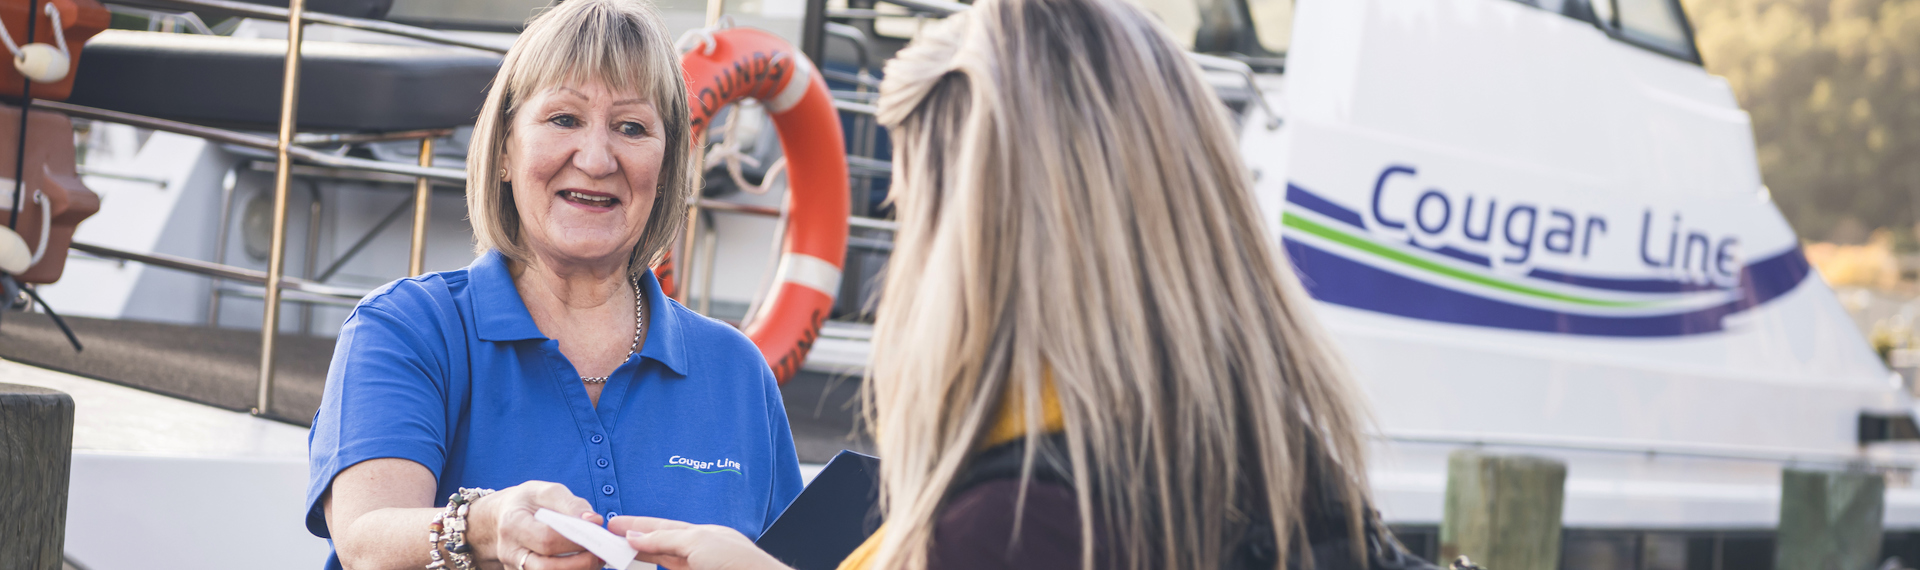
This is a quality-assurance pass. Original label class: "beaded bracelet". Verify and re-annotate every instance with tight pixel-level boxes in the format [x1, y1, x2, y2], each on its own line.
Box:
[426, 488, 496, 570]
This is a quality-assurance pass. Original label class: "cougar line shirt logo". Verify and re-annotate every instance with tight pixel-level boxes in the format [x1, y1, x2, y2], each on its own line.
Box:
[665, 455, 744, 475]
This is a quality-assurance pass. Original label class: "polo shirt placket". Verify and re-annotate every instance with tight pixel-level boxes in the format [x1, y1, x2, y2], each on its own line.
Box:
[541, 340, 642, 521]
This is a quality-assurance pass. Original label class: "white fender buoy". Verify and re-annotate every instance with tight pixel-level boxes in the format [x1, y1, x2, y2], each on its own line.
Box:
[13, 42, 67, 83]
[1, 4, 74, 84]
[0, 225, 30, 275]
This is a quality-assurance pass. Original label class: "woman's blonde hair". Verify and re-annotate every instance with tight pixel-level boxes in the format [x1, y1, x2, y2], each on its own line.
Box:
[866, 0, 1373, 567]
[467, 0, 694, 270]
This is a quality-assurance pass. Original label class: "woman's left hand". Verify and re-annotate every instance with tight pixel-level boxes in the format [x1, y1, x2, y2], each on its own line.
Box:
[608, 516, 792, 570]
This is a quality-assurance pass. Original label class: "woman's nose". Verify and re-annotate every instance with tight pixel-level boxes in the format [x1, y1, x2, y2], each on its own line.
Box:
[571, 127, 620, 178]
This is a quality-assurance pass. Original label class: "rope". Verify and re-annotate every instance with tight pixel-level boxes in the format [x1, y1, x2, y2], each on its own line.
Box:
[704, 101, 794, 195]
[43, 5, 63, 59]
[25, 189, 45, 267]
[0, 12, 19, 57]
[675, 15, 739, 55]
[675, 27, 718, 55]
[10, 0, 39, 231]
[21, 284, 80, 351]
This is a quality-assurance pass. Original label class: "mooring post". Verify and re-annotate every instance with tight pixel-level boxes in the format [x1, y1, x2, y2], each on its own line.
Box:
[1776, 467, 1885, 570]
[1440, 449, 1567, 570]
[0, 383, 75, 570]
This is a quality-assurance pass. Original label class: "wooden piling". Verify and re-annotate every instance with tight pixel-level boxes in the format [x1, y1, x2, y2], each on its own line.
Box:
[1776, 468, 1885, 570]
[0, 383, 74, 570]
[1440, 449, 1567, 570]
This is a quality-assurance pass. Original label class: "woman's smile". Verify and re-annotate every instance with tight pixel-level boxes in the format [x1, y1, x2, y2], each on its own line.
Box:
[557, 188, 621, 211]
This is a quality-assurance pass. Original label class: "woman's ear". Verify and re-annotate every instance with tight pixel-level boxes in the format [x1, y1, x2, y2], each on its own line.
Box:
[496, 131, 516, 182]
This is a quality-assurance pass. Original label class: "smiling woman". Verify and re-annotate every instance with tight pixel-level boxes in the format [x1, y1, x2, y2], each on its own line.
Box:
[302, 1, 804, 570]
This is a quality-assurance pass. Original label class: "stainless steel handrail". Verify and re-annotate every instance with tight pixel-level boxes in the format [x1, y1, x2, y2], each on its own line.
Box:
[70, 242, 371, 299]
[831, 99, 878, 116]
[1189, 52, 1282, 131]
[105, 3, 216, 34]
[697, 197, 897, 231]
[846, 155, 890, 175]
[114, 0, 512, 53]
[34, 100, 467, 182]
[823, 23, 872, 72]
[823, 69, 882, 89]
[1378, 430, 1913, 470]
[295, 128, 453, 146]
[696, 198, 779, 218]
[877, 0, 968, 16]
[256, 0, 308, 416]
[408, 137, 434, 276]
[849, 215, 897, 231]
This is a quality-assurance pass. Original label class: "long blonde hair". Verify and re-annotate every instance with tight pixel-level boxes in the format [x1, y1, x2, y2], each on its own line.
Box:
[866, 0, 1373, 568]
[466, 0, 694, 270]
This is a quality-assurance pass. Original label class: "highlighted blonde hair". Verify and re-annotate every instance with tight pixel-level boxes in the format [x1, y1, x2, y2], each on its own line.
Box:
[466, 0, 694, 270]
[866, 0, 1373, 568]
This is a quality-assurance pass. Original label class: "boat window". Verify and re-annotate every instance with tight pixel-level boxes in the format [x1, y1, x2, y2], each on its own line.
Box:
[858, 0, 1288, 66]
[1244, 0, 1292, 55]
[1125, 0, 1302, 56]
[1507, 0, 1701, 65]
[1612, 0, 1699, 63]
[1123, 0, 1201, 50]
[871, 1, 936, 42]
[1136, 0, 1289, 65]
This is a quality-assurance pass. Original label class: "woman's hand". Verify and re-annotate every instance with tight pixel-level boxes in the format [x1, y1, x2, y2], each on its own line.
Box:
[609, 517, 793, 570]
[473, 481, 607, 570]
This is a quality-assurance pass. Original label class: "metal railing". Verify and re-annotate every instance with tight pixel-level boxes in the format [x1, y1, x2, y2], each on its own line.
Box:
[58, 0, 906, 415]
[38, 101, 462, 182]
[36, 0, 460, 414]
[1378, 430, 1914, 471]
[876, 0, 967, 16]
[113, 0, 512, 53]
[70, 242, 370, 299]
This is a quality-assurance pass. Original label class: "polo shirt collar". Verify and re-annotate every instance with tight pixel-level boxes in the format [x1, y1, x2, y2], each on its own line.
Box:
[634, 268, 689, 376]
[471, 250, 690, 376]
[473, 250, 546, 342]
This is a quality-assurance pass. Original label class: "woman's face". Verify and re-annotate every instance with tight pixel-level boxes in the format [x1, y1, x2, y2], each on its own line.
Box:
[502, 80, 665, 271]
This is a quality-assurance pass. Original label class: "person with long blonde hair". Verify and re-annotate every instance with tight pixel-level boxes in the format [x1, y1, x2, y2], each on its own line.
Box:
[612, 0, 1436, 567]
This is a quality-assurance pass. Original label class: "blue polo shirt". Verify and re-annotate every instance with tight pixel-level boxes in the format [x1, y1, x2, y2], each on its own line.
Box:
[305, 250, 803, 568]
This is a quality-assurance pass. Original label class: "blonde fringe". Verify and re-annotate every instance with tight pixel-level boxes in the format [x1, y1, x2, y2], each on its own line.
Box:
[465, 0, 695, 272]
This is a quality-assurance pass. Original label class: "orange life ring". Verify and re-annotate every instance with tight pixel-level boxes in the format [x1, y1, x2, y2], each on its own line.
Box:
[658, 27, 849, 384]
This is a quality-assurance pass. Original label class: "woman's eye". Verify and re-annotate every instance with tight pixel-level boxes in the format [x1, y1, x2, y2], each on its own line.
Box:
[549, 114, 579, 128]
[618, 122, 646, 137]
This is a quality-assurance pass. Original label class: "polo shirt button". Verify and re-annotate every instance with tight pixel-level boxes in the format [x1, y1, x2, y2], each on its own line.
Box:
[597, 458, 610, 468]
[602, 484, 615, 495]
[591, 434, 604, 444]
[607, 511, 618, 519]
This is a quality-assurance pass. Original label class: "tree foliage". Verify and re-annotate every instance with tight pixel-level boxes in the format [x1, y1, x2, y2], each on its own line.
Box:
[1683, 0, 1920, 243]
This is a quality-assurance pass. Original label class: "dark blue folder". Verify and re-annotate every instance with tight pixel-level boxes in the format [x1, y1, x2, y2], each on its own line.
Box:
[755, 450, 883, 570]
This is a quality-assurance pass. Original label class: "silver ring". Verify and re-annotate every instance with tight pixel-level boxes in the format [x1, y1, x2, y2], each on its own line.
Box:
[519, 549, 534, 570]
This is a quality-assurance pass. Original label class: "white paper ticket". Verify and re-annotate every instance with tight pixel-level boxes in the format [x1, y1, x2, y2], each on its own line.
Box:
[533, 508, 658, 570]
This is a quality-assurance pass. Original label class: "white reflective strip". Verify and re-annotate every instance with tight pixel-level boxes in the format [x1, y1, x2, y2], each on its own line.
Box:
[767, 54, 813, 113]
[776, 253, 841, 298]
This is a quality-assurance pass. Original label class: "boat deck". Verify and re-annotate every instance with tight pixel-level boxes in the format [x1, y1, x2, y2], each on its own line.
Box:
[0, 311, 871, 462]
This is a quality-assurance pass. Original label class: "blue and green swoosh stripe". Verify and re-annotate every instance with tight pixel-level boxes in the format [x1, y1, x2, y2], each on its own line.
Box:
[1279, 183, 1810, 337]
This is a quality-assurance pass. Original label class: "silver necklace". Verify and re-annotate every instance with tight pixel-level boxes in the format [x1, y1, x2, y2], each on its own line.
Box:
[582, 277, 644, 384]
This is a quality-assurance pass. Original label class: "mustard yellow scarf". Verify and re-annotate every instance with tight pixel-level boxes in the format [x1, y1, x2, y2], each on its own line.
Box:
[834, 378, 1065, 570]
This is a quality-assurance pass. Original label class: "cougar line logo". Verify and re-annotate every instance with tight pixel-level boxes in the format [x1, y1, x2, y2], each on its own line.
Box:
[1279, 164, 1812, 337]
[664, 455, 743, 475]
